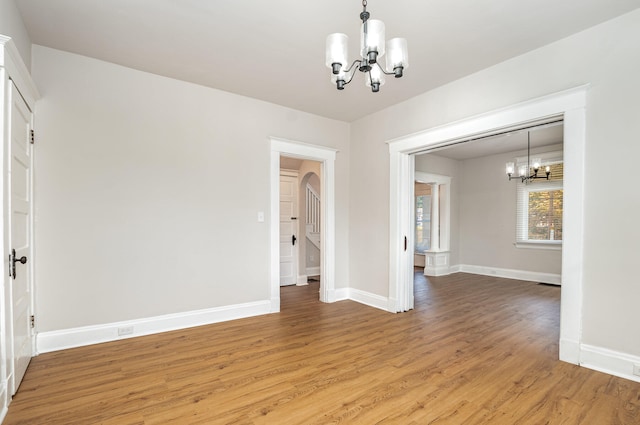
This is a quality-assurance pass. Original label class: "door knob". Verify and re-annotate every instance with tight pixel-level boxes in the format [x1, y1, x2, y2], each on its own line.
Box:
[10, 248, 27, 279]
[292, 235, 297, 246]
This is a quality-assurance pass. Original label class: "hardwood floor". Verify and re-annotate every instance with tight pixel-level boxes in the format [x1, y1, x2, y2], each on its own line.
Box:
[5, 272, 640, 424]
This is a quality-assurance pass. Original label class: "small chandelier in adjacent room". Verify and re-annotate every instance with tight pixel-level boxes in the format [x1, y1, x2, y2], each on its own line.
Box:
[506, 131, 551, 183]
[325, 0, 408, 92]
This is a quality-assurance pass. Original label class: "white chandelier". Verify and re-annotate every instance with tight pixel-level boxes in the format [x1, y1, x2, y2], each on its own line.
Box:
[325, 0, 409, 92]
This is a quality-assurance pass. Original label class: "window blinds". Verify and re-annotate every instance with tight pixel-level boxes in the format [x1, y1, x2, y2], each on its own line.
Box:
[516, 159, 564, 244]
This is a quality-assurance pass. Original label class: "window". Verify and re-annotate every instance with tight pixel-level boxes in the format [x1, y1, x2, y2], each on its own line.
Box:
[527, 188, 563, 241]
[516, 158, 563, 248]
[414, 172, 451, 255]
[415, 194, 431, 252]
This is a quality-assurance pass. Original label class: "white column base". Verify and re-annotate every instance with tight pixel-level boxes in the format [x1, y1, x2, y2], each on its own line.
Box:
[423, 251, 451, 276]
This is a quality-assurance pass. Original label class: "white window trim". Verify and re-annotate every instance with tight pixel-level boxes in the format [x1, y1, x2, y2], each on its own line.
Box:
[514, 240, 562, 250]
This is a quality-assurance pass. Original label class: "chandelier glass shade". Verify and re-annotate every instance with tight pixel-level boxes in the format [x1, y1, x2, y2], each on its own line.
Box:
[506, 132, 551, 183]
[325, 0, 408, 92]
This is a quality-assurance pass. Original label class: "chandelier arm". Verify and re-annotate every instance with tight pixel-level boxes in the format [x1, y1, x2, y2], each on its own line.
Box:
[342, 59, 363, 74]
[343, 67, 359, 86]
[373, 62, 395, 76]
[339, 60, 362, 87]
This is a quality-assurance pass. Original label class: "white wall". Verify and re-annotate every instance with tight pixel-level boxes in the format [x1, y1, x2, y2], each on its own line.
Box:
[458, 146, 562, 275]
[0, 0, 31, 69]
[31, 46, 350, 333]
[350, 9, 640, 358]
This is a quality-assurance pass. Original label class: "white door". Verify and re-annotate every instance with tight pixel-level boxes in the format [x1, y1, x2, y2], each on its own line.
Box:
[8, 82, 34, 394]
[280, 174, 298, 286]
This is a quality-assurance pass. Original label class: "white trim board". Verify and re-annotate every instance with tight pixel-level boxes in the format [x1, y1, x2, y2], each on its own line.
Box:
[0, 405, 6, 425]
[458, 265, 561, 285]
[347, 288, 389, 312]
[580, 344, 640, 384]
[37, 300, 272, 354]
[0, 35, 39, 106]
[332, 288, 389, 312]
[388, 85, 588, 365]
[306, 266, 320, 276]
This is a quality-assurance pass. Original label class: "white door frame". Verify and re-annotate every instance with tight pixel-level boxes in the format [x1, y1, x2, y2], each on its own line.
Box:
[388, 86, 587, 365]
[270, 137, 337, 311]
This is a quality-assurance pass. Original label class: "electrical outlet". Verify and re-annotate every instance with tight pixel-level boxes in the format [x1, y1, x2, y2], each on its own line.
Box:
[118, 326, 134, 336]
[633, 364, 640, 377]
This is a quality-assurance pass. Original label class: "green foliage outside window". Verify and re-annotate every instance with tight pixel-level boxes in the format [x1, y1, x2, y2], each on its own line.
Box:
[528, 189, 563, 241]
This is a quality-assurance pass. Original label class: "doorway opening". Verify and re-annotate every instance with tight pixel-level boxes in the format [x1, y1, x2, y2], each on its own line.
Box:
[279, 156, 323, 288]
[388, 87, 587, 365]
[413, 121, 563, 281]
[269, 138, 337, 312]
[413, 172, 452, 278]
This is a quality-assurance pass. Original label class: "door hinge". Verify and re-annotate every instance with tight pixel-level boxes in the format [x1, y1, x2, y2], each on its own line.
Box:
[30, 129, 35, 144]
[30, 315, 35, 329]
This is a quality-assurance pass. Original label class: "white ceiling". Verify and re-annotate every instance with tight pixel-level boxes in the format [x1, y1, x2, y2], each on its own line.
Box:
[15, 0, 640, 122]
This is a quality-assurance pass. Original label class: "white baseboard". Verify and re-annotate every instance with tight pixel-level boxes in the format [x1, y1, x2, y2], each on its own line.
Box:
[270, 297, 280, 313]
[37, 300, 272, 354]
[334, 287, 349, 301]
[449, 264, 462, 273]
[580, 344, 640, 383]
[424, 265, 452, 276]
[306, 266, 320, 276]
[347, 288, 389, 312]
[296, 275, 309, 286]
[457, 264, 561, 285]
[333, 287, 389, 312]
[559, 338, 580, 365]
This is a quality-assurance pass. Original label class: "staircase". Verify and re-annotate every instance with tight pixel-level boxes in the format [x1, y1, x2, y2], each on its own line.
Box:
[306, 184, 321, 250]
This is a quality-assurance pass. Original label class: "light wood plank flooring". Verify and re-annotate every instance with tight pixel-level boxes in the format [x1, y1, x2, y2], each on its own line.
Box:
[4, 272, 640, 424]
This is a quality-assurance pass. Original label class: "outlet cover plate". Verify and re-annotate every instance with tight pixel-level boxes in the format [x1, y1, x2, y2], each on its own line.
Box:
[118, 326, 134, 336]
